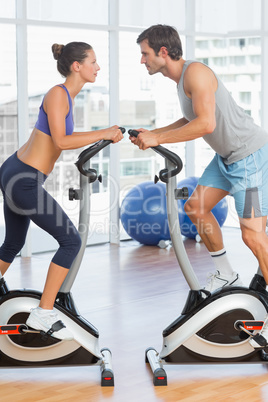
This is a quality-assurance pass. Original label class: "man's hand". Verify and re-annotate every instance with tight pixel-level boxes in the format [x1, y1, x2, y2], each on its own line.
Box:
[129, 128, 159, 150]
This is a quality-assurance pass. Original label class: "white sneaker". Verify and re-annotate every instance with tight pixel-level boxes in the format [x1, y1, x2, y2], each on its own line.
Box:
[26, 307, 73, 341]
[204, 270, 243, 292]
[249, 316, 268, 348]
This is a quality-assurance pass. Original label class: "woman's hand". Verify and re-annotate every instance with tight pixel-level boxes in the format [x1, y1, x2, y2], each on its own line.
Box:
[104, 125, 124, 143]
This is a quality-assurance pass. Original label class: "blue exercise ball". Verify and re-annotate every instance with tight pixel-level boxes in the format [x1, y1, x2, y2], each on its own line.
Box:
[120, 181, 170, 246]
[177, 176, 228, 239]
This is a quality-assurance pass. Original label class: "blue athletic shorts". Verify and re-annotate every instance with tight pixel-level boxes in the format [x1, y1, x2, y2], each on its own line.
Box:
[198, 142, 268, 218]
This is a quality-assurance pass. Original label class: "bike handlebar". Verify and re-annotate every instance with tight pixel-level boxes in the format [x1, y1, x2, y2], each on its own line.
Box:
[128, 129, 183, 183]
[75, 127, 125, 181]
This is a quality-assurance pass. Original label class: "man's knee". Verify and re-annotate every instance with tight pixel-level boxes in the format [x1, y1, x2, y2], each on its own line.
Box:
[184, 198, 200, 218]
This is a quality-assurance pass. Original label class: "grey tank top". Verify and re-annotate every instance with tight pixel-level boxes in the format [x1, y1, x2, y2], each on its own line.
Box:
[177, 60, 268, 164]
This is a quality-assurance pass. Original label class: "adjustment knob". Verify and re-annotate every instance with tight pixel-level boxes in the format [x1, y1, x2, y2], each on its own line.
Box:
[174, 186, 189, 200]
[154, 175, 159, 184]
[69, 188, 83, 201]
[181, 186, 189, 199]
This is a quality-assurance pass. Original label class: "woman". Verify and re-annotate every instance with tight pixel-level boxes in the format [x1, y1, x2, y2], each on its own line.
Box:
[0, 42, 123, 340]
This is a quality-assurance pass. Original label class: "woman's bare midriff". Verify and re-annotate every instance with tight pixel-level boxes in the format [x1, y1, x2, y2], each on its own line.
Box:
[17, 128, 62, 175]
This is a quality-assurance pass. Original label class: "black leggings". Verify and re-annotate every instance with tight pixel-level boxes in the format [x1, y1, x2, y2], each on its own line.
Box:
[0, 153, 81, 269]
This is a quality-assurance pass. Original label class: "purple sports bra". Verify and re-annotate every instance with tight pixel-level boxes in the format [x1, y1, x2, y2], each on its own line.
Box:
[35, 84, 74, 136]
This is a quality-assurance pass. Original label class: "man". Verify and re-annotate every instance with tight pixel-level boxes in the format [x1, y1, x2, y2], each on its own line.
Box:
[130, 24, 268, 348]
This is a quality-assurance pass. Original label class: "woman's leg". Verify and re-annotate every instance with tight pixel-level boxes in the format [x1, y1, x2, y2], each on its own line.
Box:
[39, 262, 69, 310]
[0, 261, 11, 277]
[4, 169, 81, 339]
[23, 185, 81, 340]
[0, 156, 79, 340]
[0, 193, 31, 275]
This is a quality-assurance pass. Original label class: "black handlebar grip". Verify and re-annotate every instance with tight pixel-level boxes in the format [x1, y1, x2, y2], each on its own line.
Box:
[128, 129, 183, 182]
[75, 127, 126, 179]
[128, 129, 139, 137]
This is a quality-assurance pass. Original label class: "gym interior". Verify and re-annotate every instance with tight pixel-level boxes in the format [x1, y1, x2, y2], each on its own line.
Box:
[1, 0, 268, 401]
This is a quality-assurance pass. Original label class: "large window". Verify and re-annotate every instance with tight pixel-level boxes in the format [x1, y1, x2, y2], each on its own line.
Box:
[195, 0, 261, 34]
[0, 0, 15, 18]
[119, 0, 185, 28]
[0, 24, 17, 164]
[0, 23, 17, 247]
[27, 0, 109, 24]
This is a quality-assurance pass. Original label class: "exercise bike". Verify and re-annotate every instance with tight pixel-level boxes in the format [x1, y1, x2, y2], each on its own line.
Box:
[0, 129, 125, 386]
[128, 129, 268, 386]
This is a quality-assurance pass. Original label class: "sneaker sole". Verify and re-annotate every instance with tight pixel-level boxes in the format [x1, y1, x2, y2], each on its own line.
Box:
[26, 318, 74, 341]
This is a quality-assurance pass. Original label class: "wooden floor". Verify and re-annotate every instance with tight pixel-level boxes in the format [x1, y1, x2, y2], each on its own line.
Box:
[1, 227, 268, 401]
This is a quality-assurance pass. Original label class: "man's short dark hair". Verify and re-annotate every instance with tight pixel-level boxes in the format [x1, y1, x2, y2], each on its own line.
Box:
[137, 24, 183, 60]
